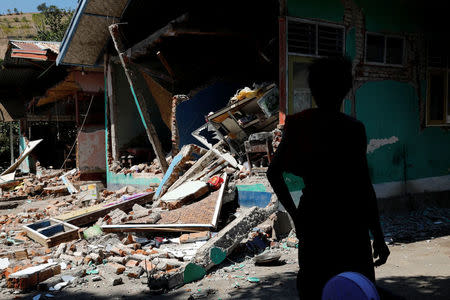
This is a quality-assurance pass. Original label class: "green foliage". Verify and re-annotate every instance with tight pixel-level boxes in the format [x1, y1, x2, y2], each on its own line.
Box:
[35, 3, 74, 41]
[7, 9, 11, 15]
[22, 17, 28, 23]
[13, 8, 19, 15]
[13, 17, 19, 22]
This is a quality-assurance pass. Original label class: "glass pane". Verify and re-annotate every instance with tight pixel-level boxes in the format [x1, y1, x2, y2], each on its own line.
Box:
[318, 25, 344, 57]
[429, 73, 445, 121]
[292, 62, 312, 113]
[386, 37, 404, 65]
[288, 21, 316, 55]
[366, 34, 385, 63]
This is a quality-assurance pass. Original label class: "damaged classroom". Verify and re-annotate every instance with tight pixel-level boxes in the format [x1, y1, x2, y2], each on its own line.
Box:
[0, 0, 449, 298]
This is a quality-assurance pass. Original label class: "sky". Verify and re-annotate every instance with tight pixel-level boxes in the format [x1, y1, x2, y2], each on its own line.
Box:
[0, 0, 77, 15]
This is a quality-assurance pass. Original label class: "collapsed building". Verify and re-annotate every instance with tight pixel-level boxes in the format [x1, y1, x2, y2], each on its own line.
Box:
[0, 0, 449, 297]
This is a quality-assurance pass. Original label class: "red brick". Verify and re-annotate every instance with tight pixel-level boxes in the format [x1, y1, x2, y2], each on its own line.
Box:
[138, 260, 155, 271]
[125, 260, 138, 267]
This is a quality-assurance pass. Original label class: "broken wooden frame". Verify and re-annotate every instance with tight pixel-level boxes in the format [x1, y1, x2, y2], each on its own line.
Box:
[102, 173, 227, 233]
[23, 218, 80, 248]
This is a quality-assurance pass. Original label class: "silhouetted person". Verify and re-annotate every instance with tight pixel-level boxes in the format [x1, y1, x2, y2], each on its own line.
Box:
[267, 56, 390, 299]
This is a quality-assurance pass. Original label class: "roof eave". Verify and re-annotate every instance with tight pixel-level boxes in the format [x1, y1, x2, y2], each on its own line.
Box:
[56, 0, 89, 66]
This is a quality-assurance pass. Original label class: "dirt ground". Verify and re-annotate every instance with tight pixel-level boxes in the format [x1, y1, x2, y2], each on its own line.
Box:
[6, 235, 448, 300]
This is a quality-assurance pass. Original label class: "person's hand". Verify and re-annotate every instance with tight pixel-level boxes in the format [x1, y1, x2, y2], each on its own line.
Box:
[373, 238, 390, 267]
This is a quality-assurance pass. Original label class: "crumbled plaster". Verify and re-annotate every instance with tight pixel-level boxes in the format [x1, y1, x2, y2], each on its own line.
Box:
[367, 136, 399, 154]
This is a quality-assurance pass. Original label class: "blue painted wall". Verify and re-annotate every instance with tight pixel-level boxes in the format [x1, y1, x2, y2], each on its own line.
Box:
[176, 81, 242, 147]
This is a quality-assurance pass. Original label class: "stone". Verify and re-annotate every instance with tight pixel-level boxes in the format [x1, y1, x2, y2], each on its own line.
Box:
[92, 275, 102, 282]
[111, 276, 123, 286]
[54, 243, 66, 258]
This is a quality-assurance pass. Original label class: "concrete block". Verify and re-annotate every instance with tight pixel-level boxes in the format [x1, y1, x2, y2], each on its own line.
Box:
[193, 206, 272, 271]
[160, 181, 209, 210]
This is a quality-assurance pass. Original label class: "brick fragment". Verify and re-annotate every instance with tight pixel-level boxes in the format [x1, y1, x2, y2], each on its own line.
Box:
[106, 262, 125, 275]
[125, 260, 138, 267]
[7, 263, 61, 290]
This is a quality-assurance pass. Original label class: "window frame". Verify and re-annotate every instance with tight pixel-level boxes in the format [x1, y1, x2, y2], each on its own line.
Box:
[286, 17, 345, 58]
[426, 55, 449, 126]
[364, 32, 406, 67]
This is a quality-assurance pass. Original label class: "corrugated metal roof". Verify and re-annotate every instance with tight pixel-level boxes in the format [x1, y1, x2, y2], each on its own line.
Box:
[10, 40, 61, 54]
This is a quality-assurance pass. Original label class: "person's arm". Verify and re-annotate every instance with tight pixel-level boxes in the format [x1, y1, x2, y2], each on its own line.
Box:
[359, 124, 390, 266]
[267, 123, 297, 220]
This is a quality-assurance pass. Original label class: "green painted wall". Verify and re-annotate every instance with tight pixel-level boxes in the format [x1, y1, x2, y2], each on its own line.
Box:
[287, 0, 344, 22]
[104, 71, 162, 190]
[356, 81, 450, 184]
[354, 0, 423, 33]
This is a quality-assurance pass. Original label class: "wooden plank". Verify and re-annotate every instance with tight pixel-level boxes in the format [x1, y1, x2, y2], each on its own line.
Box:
[102, 227, 206, 233]
[109, 23, 169, 173]
[1, 139, 43, 176]
[56, 192, 154, 227]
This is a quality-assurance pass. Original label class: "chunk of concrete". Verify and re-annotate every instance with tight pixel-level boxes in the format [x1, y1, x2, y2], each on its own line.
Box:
[193, 206, 272, 271]
[160, 181, 209, 210]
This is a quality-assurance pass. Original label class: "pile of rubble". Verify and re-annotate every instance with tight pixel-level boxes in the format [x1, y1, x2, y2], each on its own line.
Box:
[109, 159, 163, 175]
[0, 167, 80, 200]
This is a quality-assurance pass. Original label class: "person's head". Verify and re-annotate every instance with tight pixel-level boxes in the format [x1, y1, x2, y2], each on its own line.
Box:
[308, 56, 353, 111]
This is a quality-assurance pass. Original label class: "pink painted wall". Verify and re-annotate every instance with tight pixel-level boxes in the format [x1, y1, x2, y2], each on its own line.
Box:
[76, 127, 106, 174]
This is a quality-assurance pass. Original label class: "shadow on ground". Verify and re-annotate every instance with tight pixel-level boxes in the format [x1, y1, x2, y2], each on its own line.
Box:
[25, 274, 450, 300]
[377, 275, 450, 300]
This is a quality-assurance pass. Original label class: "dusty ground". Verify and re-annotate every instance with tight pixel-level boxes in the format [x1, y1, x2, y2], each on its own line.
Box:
[5, 235, 448, 300]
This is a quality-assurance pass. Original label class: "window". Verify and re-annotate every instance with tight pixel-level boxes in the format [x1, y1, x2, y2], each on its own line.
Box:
[426, 40, 449, 126]
[365, 33, 405, 66]
[288, 18, 344, 57]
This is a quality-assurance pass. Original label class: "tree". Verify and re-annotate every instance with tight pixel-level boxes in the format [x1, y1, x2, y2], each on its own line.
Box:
[7, 9, 11, 15]
[35, 3, 74, 41]
[13, 8, 19, 15]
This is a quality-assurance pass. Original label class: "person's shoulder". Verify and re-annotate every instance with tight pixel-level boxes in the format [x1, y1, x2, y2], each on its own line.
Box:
[338, 112, 365, 128]
[286, 109, 316, 124]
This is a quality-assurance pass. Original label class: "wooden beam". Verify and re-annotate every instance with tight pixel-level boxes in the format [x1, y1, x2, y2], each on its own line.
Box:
[128, 61, 174, 84]
[128, 13, 189, 60]
[9, 123, 13, 165]
[156, 51, 176, 79]
[109, 24, 169, 173]
[106, 54, 119, 161]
